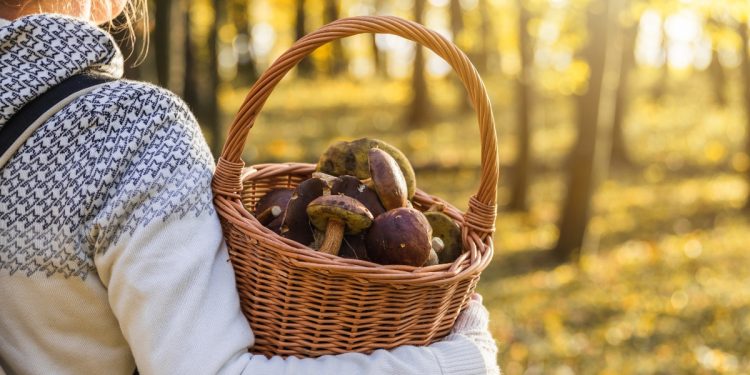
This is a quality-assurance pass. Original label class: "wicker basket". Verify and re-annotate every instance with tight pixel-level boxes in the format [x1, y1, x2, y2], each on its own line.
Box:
[211, 15, 499, 358]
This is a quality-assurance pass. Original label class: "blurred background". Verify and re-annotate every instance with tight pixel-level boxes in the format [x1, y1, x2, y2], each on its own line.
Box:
[122, 0, 750, 373]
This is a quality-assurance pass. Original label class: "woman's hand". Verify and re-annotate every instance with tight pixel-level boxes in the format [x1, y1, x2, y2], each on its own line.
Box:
[446, 293, 501, 375]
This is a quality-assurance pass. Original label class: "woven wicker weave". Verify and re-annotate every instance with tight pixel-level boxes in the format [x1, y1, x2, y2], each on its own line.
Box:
[211, 15, 499, 358]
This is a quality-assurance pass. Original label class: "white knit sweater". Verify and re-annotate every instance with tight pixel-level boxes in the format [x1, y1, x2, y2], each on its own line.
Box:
[0, 14, 496, 375]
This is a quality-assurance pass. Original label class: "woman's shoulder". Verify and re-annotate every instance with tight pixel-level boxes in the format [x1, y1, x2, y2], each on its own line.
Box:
[82, 78, 197, 126]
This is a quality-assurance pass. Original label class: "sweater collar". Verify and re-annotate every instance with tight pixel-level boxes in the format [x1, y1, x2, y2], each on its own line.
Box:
[0, 13, 123, 130]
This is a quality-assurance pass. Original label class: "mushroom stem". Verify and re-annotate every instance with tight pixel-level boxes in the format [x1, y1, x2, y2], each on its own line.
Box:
[431, 237, 445, 253]
[361, 178, 374, 189]
[256, 205, 281, 225]
[319, 219, 345, 255]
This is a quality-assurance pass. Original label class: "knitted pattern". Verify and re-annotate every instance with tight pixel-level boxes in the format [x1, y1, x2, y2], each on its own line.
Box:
[0, 15, 214, 279]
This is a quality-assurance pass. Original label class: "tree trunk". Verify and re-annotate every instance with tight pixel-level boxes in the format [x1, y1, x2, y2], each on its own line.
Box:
[449, 0, 471, 112]
[476, 0, 493, 74]
[406, 0, 431, 126]
[324, 0, 346, 76]
[154, 0, 186, 96]
[370, 0, 386, 77]
[231, 0, 259, 85]
[652, 18, 668, 100]
[553, 0, 610, 262]
[509, 2, 533, 211]
[295, 0, 314, 78]
[709, 48, 727, 107]
[154, 0, 172, 88]
[739, 21, 750, 210]
[183, 4, 201, 122]
[610, 24, 636, 168]
[206, 0, 225, 157]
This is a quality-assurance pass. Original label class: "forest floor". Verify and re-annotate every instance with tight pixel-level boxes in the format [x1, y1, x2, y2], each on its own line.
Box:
[221, 72, 750, 374]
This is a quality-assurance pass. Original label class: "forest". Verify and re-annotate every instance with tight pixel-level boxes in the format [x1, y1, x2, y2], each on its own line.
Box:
[122, 0, 750, 373]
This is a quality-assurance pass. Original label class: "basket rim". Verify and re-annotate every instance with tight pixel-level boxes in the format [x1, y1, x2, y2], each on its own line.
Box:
[216, 162, 494, 286]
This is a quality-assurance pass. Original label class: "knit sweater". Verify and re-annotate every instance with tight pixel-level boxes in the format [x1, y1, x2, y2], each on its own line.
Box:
[0, 14, 494, 375]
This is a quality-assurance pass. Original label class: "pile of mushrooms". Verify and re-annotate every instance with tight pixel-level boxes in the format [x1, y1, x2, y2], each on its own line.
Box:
[246, 138, 463, 267]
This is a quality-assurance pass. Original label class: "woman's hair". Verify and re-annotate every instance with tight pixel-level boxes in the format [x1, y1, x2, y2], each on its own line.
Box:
[105, 0, 150, 65]
[0, 0, 149, 64]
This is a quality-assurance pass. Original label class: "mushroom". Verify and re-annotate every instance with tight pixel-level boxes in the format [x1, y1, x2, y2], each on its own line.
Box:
[331, 175, 385, 217]
[368, 148, 408, 210]
[255, 188, 292, 221]
[365, 207, 432, 266]
[424, 249, 439, 266]
[338, 234, 370, 261]
[424, 211, 462, 264]
[306, 195, 374, 256]
[316, 138, 417, 199]
[281, 177, 334, 246]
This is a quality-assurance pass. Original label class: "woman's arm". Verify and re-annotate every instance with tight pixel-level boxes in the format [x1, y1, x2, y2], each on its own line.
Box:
[92, 85, 497, 375]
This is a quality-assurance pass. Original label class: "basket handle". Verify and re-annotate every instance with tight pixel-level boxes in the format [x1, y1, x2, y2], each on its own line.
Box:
[213, 15, 499, 236]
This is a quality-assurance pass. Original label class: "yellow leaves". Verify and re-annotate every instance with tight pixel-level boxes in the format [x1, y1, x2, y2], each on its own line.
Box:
[703, 140, 727, 164]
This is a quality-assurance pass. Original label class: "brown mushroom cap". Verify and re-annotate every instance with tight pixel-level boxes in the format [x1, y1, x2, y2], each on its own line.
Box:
[424, 211, 462, 263]
[281, 177, 333, 246]
[255, 188, 293, 217]
[307, 195, 374, 255]
[316, 138, 417, 199]
[368, 148, 408, 210]
[331, 175, 386, 217]
[307, 195, 373, 235]
[339, 234, 370, 261]
[365, 207, 432, 266]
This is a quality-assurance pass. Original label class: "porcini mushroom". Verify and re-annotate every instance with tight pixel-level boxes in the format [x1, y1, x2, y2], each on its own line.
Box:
[368, 148, 408, 210]
[365, 207, 432, 266]
[316, 138, 417, 199]
[306, 195, 374, 256]
[424, 211, 462, 264]
[424, 249, 439, 266]
[339, 234, 370, 261]
[331, 175, 385, 217]
[281, 177, 334, 246]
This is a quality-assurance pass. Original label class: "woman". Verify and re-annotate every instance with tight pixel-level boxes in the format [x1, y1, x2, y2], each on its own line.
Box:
[0, 1, 499, 374]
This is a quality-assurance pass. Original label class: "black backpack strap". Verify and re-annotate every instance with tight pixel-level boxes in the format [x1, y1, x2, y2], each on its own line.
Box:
[0, 73, 116, 167]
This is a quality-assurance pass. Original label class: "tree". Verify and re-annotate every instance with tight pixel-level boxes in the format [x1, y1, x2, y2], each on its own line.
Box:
[154, 0, 187, 96]
[230, 0, 259, 84]
[370, 0, 386, 77]
[406, 0, 432, 126]
[476, 0, 494, 73]
[740, 20, 750, 210]
[205, 0, 225, 156]
[610, 22, 637, 168]
[509, 2, 533, 211]
[324, 0, 347, 76]
[295, 0, 314, 78]
[553, 0, 610, 262]
[651, 16, 669, 100]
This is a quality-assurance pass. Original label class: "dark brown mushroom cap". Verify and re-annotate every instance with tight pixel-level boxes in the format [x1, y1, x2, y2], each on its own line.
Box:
[365, 207, 432, 266]
[255, 188, 293, 217]
[339, 234, 370, 261]
[265, 215, 285, 234]
[424, 211, 462, 263]
[368, 148, 408, 210]
[331, 175, 386, 217]
[281, 177, 332, 246]
[306, 195, 374, 235]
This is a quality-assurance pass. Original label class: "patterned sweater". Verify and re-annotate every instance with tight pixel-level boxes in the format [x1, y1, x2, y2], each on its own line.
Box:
[0, 14, 492, 375]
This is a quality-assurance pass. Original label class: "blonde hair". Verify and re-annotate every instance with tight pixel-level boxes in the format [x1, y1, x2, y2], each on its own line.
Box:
[0, 0, 149, 65]
[106, 0, 149, 65]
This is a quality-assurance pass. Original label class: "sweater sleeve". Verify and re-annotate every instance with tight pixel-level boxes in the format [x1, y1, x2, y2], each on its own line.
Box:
[92, 86, 488, 375]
